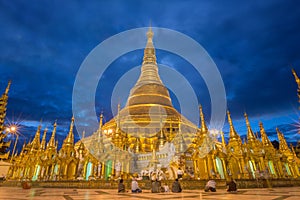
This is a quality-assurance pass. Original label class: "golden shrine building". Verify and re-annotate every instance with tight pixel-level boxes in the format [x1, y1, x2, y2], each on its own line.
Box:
[2, 27, 300, 182]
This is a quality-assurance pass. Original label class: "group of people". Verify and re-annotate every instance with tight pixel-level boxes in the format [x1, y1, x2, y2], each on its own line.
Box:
[118, 177, 237, 194]
[118, 178, 182, 193]
[204, 178, 237, 193]
[151, 178, 182, 193]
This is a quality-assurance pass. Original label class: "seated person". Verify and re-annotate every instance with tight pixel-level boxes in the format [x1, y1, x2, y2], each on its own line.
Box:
[131, 178, 142, 193]
[118, 179, 126, 193]
[227, 178, 237, 192]
[151, 179, 161, 193]
[171, 178, 182, 193]
[162, 183, 170, 192]
[204, 179, 216, 192]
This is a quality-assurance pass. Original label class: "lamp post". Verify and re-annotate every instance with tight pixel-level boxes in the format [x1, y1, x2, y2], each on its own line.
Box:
[5, 125, 19, 162]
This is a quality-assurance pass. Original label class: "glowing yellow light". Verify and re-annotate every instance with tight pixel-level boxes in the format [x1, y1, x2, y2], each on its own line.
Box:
[10, 125, 17, 132]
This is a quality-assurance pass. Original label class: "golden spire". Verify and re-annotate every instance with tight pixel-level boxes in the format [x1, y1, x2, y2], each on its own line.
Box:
[47, 121, 57, 149]
[126, 25, 173, 109]
[220, 131, 226, 148]
[31, 124, 41, 150]
[99, 113, 103, 129]
[40, 128, 47, 150]
[4, 80, 11, 96]
[259, 122, 272, 146]
[64, 116, 74, 145]
[143, 25, 156, 65]
[199, 105, 208, 133]
[292, 68, 300, 85]
[244, 112, 256, 141]
[227, 110, 239, 139]
[133, 26, 163, 88]
[292, 69, 300, 103]
[276, 127, 289, 151]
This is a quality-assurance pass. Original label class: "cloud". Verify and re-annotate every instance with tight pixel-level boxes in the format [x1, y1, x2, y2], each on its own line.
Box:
[1, 0, 300, 145]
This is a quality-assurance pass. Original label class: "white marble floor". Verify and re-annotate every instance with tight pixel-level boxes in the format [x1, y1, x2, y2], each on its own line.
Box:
[0, 187, 299, 200]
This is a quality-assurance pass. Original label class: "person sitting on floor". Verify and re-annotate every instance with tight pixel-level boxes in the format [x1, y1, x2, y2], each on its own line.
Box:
[204, 179, 216, 192]
[131, 178, 142, 193]
[227, 178, 237, 192]
[118, 179, 126, 193]
[151, 179, 161, 193]
[162, 183, 169, 192]
[171, 178, 182, 193]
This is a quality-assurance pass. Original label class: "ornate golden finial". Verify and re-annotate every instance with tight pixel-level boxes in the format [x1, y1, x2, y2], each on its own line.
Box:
[30, 124, 42, 151]
[199, 105, 208, 133]
[64, 116, 74, 145]
[244, 112, 256, 141]
[47, 121, 57, 148]
[259, 122, 271, 146]
[147, 21, 153, 37]
[142, 25, 157, 65]
[276, 127, 289, 151]
[40, 128, 47, 150]
[4, 80, 11, 95]
[227, 110, 239, 139]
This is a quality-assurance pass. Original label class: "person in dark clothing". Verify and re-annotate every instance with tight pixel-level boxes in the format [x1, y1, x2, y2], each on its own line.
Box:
[118, 179, 126, 193]
[151, 179, 161, 193]
[171, 178, 182, 193]
[227, 178, 237, 192]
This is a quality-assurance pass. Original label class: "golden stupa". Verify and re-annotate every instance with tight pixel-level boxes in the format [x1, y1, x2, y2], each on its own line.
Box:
[4, 28, 300, 182]
[101, 26, 197, 154]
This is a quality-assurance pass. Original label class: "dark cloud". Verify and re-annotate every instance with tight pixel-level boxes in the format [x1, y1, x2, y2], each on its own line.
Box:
[0, 0, 300, 146]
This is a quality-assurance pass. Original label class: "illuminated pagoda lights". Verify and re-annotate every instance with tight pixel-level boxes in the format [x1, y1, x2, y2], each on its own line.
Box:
[292, 69, 300, 158]
[6, 28, 300, 182]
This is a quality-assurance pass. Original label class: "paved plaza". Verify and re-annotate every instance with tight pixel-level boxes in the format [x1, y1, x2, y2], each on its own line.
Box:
[0, 186, 299, 200]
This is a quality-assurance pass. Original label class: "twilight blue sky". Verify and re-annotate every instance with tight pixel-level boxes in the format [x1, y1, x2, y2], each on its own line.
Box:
[1, 0, 300, 149]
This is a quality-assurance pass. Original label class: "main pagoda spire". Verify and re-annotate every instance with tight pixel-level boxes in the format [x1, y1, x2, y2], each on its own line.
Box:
[133, 26, 163, 87]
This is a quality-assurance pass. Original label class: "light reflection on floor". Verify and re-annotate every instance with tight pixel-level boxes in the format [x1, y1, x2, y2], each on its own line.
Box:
[0, 187, 299, 200]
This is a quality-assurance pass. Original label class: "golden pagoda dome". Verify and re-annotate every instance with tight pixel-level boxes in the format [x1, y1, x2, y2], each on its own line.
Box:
[102, 27, 198, 153]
